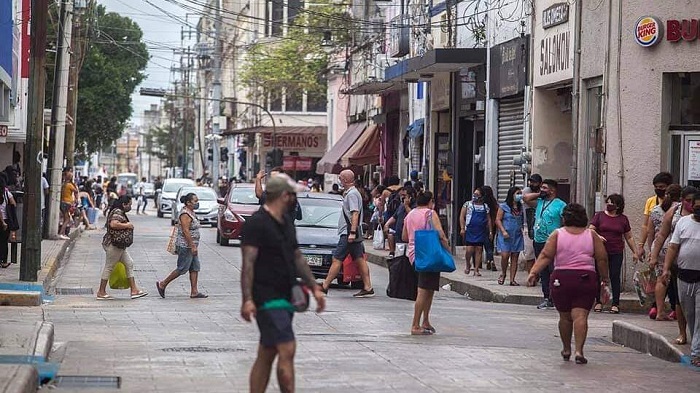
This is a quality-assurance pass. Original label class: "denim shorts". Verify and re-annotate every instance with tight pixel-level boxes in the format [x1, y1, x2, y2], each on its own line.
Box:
[333, 235, 365, 261]
[176, 246, 200, 274]
[256, 309, 295, 347]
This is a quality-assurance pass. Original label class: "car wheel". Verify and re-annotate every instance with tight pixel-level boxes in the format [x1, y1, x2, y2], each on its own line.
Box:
[350, 281, 364, 290]
[157, 210, 163, 218]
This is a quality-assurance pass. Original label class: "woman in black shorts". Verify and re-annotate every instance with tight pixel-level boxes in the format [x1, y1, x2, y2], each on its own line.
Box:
[403, 191, 449, 335]
[527, 204, 610, 364]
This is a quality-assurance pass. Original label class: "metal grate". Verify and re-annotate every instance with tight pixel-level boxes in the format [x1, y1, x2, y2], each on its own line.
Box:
[52, 375, 121, 389]
[55, 287, 94, 295]
[161, 346, 244, 353]
[587, 337, 617, 347]
[133, 269, 157, 272]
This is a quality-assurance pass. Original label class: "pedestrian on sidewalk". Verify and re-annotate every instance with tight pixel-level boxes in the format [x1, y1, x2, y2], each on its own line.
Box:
[522, 175, 543, 274]
[385, 186, 415, 257]
[96, 195, 147, 300]
[495, 186, 525, 286]
[135, 177, 148, 214]
[58, 169, 79, 240]
[524, 179, 567, 309]
[639, 172, 674, 259]
[648, 184, 682, 321]
[460, 187, 493, 276]
[589, 194, 640, 314]
[651, 186, 696, 345]
[156, 193, 208, 299]
[661, 192, 700, 368]
[527, 203, 609, 365]
[240, 175, 326, 393]
[403, 191, 448, 335]
[321, 169, 375, 297]
[482, 186, 499, 272]
[0, 178, 17, 268]
[78, 185, 97, 230]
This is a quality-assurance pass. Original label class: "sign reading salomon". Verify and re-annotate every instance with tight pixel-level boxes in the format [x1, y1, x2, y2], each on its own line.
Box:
[635, 16, 663, 47]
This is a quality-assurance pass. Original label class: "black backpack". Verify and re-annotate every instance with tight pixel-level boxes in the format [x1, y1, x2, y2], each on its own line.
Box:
[386, 189, 402, 216]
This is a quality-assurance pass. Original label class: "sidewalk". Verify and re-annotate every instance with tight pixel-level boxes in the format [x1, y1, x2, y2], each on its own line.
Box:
[363, 240, 692, 363]
[0, 231, 81, 391]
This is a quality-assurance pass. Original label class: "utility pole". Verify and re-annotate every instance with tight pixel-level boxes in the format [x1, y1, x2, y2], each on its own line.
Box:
[47, 0, 74, 240]
[570, 0, 583, 202]
[21, 0, 50, 281]
[64, 1, 86, 168]
[211, 0, 222, 193]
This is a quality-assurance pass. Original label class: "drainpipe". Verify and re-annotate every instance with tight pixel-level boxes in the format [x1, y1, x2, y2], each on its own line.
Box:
[570, 0, 583, 202]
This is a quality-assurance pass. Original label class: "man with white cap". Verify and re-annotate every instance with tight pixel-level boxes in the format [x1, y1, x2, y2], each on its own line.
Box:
[240, 173, 326, 392]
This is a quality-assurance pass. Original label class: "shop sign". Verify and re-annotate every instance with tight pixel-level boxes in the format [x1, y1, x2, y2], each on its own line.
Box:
[430, 73, 451, 111]
[634, 16, 663, 47]
[0, 124, 8, 137]
[489, 36, 529, 99]
[283, 156, 313, 172]
[542, 3, 569, 29]
[262, 132, 327, 156]
[667, 19, 700, 42]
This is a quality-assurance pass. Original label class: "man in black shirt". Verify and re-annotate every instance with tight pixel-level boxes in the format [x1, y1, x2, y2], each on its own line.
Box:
[241, 174, 325, 393]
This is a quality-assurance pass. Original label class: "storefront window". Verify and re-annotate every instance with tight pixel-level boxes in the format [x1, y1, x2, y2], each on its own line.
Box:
[671, 72, 700, 125]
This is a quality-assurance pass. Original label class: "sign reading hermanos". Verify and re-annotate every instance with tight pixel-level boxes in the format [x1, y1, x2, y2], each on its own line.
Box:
[534, 0, 574, 87]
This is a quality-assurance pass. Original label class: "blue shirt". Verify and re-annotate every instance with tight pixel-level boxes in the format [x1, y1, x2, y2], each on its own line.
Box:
[533, 198, 566, 243]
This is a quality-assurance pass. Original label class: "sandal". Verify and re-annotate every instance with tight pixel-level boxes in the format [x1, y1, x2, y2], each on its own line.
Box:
[474, 271, 482, 277]
[422, 326, 436, 334]
[411, 328, 433, 336]
[190, 293, 209, 299]
[593, 303, 603, 313]
[0, 262, 10, 268]
[498, 275, 505, 285]
[691, 356, 700, 367]
[674, 336, 688, 345]
[575, 355, 588, 365]
[96, 294, 114, 300]
[156, 282, 166, 298]
[130, 291, 148, 299]
[561, 350, 571, 361]
[610, 305, 620, 314]
[509, 281, 520, 286]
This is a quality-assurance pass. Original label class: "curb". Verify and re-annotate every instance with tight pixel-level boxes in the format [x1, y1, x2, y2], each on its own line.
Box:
[42, 228, 82, 294]
[29, 321, 55, 361]
[612, 320, 685, 363]
[0, 365, 38, 393]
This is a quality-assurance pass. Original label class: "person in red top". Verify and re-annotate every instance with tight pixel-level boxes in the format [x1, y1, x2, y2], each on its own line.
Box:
[589, 194, 640, 313]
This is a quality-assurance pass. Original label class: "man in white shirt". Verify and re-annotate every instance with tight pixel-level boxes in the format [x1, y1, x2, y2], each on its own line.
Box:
[134, 177, 148, 215]
[41, 174, 49, 235]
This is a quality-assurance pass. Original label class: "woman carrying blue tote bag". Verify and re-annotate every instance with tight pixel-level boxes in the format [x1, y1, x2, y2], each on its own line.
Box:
[414, 213, 455, 273]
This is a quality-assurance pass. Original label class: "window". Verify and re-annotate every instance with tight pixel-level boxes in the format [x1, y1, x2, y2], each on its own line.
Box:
[288, 0, 303, 24]
[671, 72, 700, 126]
[307, 88, 327, 112]
[270, 0, 284, 37]
[0, 84, 9, 121]
[269, 92, 282, 112]
[285, 89, 303, 112]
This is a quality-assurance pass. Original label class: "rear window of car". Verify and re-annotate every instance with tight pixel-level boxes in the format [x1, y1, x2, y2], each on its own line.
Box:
[229, 187, 258, 205]
[180, 188, 217, 201]
[163, 181, 194, 192]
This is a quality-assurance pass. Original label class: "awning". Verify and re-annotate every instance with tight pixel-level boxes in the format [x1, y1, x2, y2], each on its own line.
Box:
[315, 122, 366, 174]
[385, 48, 486, 82]
[341, 80, 407, 95]
[341, 125, 379, 166]
[407, 118, 424, 139]
[222, 126, 326, 136]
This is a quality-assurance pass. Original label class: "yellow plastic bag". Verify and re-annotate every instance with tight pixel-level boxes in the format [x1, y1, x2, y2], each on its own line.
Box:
[109, 262, 130, 289]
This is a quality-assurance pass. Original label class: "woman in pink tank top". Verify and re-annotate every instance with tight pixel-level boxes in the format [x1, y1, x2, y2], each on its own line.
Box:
[527, 203, 609, 365]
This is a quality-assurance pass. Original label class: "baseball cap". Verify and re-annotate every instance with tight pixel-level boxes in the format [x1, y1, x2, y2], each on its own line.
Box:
[528, 174, 543, 183]
[266, 174, 306, 195]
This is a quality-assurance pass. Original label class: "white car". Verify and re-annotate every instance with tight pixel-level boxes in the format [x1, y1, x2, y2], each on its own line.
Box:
[157, 178, 196, 218]
[171, 186, 219, 227]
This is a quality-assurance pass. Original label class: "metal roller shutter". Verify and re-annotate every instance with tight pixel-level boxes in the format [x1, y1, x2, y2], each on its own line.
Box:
[497, 96, 525, 201]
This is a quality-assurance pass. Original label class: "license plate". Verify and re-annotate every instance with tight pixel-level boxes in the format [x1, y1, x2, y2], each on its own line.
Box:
[305, 255, 323, 266]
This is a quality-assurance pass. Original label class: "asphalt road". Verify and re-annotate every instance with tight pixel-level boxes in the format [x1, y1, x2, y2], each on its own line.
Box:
[41, 208, 699, 392]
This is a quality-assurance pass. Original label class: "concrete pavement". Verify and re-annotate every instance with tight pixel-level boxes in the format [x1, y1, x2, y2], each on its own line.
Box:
[37, 210, 699, 392]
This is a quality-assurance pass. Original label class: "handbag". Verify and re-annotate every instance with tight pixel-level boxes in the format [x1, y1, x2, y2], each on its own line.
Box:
[166, 227, 178, 255]
[372, 225, 385, 250]
[107, 209, 133, 249]
[342, 254, 362, 283]
[414, 211, 456, 273]
[108, 262, 130, 289]
[386, 255, 418, 300]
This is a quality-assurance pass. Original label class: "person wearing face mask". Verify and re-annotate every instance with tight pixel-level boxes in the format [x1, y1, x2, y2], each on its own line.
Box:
[523, 179, 567, 309]
[650, 186, 696, 345]
[589, 194, 640, 313]
[96, 195, 147, 300]
[156, 193, 208, 299]
[459, 187, 492, 276]
[639, 172, 673, 259]
[661, 191, 700, 368]
[496, 187, 525, 286]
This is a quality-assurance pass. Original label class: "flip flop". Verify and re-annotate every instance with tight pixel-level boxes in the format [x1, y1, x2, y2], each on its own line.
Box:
[423, 326, 436, 334]
[131, 291, 148, 299]
[96, 294, 114, 300]
[593, 303, 603, 313]
[498, 275, 505, 285]
[0, 262, 10, 268]
[610, 306, 620, 314]
[190, 293, 209, 299]
[675, 337, 688, 345]
[509, 281, 520, 286]
[475, 272, 482, 277]
[156, 282, 165, 298]
[411, 328, 433, 336]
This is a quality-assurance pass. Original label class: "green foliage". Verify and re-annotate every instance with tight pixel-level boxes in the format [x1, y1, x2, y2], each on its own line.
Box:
[239, 0, 353, 101]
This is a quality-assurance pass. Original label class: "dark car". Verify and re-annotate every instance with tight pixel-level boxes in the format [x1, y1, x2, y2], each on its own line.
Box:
[295, 193, 361, 287]
[216, 183, 259, 246]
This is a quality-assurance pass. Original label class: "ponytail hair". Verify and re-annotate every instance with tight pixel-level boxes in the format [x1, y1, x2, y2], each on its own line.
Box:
[180, 193, 196, 205]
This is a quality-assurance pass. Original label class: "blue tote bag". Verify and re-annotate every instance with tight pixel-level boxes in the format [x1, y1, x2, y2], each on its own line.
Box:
[414, 212, 456, 273]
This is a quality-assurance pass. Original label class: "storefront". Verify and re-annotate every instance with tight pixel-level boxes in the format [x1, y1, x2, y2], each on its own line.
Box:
[531, 0, 575, 202]
[489, 36, 529, 200]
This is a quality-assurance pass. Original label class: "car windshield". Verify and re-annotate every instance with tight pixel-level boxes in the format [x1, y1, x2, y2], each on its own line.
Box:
[117, 175, 137, 185]
[229, 187, 258, 205]
[163, 181, 193, 192]
[180, 188, 217, 201]
[295, 198, 341, 229]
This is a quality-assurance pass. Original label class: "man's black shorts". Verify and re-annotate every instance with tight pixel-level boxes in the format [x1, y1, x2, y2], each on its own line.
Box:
[256, 309, 295, 347]
[333, 235, 364, 261]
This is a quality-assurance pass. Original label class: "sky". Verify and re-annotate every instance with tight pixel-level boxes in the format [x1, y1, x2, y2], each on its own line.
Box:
[99, 0, 199, 126]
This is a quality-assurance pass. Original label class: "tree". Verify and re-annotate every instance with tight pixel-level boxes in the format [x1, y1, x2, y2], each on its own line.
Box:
[239, 0, 354, 103]
[45, 5, 149, 156]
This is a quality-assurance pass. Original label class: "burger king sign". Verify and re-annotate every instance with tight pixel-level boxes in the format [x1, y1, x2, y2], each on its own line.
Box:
[635, 16, 663, 47]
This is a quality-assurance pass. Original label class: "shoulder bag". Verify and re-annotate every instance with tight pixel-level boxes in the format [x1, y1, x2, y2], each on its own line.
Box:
[107, 210, 133, 249]
[414, 211, 456, 273]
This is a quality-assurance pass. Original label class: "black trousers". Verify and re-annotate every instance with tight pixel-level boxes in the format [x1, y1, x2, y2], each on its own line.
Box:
[0, 226, 9, 264]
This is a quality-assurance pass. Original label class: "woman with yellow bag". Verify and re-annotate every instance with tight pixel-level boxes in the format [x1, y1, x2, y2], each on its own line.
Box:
[96, 195, 148, 300]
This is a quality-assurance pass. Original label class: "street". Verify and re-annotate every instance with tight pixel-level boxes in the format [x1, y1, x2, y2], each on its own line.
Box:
[42, 209, 699, 392]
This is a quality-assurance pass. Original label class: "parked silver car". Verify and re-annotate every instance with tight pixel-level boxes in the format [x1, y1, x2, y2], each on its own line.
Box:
[157, 178, 195, 218]
[171, 186, 219, 227]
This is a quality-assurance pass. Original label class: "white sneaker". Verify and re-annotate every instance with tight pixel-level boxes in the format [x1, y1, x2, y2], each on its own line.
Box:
[58, 235, 70, 240]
